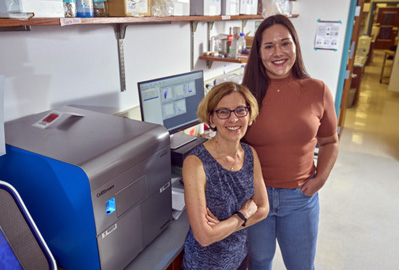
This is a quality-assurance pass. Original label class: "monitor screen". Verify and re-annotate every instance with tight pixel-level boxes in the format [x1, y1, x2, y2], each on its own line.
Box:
[138, 70, 205, 134]
[0, 226, 23, 270]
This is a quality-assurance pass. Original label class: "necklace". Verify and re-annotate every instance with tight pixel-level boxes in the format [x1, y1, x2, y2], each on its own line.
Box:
[210, 139, 240, 171]
[226, 154, 239, 171]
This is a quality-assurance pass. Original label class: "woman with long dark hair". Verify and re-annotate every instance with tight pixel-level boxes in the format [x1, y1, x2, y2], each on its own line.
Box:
[243, 15, 339, 270]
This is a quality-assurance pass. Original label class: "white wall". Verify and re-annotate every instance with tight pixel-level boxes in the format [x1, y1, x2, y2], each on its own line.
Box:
[292, 0, 351, 101]
[1, 23, 191, 122]
[1, 0, 351, 122]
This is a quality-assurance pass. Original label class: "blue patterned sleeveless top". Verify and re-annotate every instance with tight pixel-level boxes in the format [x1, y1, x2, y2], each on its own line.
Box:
[182, 143, 255, 270]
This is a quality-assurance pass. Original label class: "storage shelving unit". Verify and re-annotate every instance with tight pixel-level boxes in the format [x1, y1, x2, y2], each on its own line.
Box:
[0, 13, 298, 90]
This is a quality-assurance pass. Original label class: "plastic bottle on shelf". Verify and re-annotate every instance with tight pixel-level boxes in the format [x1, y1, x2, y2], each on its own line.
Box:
[283, 0, 293, 16]
[237, 35, 242, 53]
[93, 0, 108, 17]
[238, 33, 246, 53]
[76, 0, 94, 17]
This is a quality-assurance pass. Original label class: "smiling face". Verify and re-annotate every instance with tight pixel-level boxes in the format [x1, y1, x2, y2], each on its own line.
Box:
[260, 24, 296, 79]
[210, 92, 250, 143]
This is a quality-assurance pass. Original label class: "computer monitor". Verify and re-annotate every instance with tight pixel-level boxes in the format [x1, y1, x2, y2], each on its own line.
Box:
[138, 70, 205, 149]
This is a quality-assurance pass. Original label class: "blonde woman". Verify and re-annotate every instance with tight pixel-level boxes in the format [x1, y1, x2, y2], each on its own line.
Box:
[182, 82, 269, 270]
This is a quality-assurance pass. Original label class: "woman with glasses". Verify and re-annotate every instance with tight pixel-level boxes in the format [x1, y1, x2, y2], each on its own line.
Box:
[182, 82, 269, 270]
[242, 15, 339, 270]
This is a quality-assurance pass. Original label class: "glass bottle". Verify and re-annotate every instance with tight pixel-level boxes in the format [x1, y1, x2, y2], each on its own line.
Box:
[93, 0, 108, 17]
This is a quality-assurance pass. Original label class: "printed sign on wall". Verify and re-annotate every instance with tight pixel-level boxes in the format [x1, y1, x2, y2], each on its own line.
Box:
[314, 19, 342, 51]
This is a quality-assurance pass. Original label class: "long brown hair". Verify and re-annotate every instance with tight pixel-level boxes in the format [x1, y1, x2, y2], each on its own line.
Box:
[242, 14, 309, 108]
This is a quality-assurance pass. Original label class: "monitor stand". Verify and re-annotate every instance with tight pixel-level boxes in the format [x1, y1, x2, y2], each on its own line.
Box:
[170, 132, 197, 150]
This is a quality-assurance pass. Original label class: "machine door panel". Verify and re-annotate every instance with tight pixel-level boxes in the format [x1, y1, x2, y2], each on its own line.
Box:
[92, 163, 146, 235]
[91, 147, 171, 236]
[97, 205, 143, 270]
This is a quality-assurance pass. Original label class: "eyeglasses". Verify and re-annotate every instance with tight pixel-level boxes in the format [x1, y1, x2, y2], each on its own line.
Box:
[214, 106, 250, 119]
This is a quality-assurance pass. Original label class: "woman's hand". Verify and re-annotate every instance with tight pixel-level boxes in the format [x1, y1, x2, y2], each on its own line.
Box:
[302, 133, 339, 196]
[239, 199, 258, 219]
[301, 176, 324, 196]
[206, 208, 220, 226]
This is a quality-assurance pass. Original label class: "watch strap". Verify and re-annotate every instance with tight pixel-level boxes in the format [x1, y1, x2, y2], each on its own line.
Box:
[234, 211, 247, 227]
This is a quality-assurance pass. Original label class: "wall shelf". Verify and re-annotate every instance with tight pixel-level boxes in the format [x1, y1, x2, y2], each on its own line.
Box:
[0, 14, 298, 27]
[199, 54, 249, 68]
[197, 14, 298, 69]
[0, 13, 298, 90]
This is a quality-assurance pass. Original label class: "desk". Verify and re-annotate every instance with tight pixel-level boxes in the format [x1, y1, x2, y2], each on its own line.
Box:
[124, 211, 189, 270]
[379, 50, 395, 83]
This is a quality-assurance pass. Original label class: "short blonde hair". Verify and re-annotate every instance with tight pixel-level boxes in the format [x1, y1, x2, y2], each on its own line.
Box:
[197, 82, 259, 129]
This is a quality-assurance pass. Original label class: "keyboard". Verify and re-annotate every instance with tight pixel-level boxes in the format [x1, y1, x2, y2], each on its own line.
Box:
[170, 132, 197, 150]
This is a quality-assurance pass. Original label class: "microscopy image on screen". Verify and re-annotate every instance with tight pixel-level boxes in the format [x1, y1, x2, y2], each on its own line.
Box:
[138, 70, 204, 133]
[174, 99, 187, 116]
[160, 86, 174, 103]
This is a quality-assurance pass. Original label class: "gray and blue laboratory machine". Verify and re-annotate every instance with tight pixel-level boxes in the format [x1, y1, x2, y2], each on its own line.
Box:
[0, 106, 172, 270]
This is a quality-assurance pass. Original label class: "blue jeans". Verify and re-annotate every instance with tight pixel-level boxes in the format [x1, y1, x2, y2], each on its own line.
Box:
[248, 186, 319, 270]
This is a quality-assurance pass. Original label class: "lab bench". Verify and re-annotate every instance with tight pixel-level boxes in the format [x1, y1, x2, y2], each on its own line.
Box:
[125, 211, 189, 270]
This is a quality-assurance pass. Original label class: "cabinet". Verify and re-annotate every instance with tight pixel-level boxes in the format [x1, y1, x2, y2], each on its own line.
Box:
[350, 64, 365, 106]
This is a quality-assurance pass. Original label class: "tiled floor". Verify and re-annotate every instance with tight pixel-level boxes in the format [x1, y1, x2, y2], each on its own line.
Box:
[340, 49, 399, 160]
[272, 49, 399, 270]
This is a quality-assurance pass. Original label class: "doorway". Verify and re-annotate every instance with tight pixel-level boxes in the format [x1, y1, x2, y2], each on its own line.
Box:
[373, 6, 399, 49]
[336, 0, 399, 131]
[342, 1, 399, 152]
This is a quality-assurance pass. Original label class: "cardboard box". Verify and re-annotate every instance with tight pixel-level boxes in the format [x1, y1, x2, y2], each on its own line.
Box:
[0, 0, 64, 18]
[190, 0, 221, 16]
[108, 0, 151, 17]
[221, 0, 239, 15]
[171, 0, 190, 16]
[245, 33, 253, 47]
[239, 0, 258, 15]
